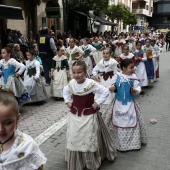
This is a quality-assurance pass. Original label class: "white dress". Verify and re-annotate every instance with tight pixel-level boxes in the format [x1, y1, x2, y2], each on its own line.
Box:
[51, 55, 69, 97]
[66, 45, 84, 78]
[24, 60, 47, 102]
[113, 39, 126, 58]
[151, 44, 160, 80]
[92, 58, 118, 105]
[110, 72, 147, 151]
[0, 58, 30, 105]
[134, 49, 148, 87]
[0, 130, 47, 170]
[63, 79, 116, 170]
[80, 44, 96, 77]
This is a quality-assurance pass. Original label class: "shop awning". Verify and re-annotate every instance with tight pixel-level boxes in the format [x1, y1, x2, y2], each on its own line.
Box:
[0, 5, 23, 19]
[74, 11, 117, 26]
[89, 14, 117, 26]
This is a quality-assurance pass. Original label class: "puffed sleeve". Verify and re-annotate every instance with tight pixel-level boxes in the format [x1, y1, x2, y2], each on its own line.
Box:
[34, 62, 40, 79]
[93, 83, 109, 105]
[133, 79, 141, 94]
[63, 85, 72, 103]
[142, 53, 147, 61]
[13, 59, 26, 75]
[92, 64, 99, 76]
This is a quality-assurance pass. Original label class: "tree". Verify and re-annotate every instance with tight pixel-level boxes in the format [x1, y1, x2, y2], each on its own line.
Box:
[68, 0, 109, 14]
[105, 4, 137, 31]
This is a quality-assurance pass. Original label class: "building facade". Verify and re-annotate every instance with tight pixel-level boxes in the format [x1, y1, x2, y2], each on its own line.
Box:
[132, 0, 153, 32]
[148, 0, 170, 30]
[0, 0, 64, 38]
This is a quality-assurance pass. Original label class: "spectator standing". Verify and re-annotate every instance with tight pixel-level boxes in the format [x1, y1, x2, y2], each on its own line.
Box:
[38, 27, 56, 85]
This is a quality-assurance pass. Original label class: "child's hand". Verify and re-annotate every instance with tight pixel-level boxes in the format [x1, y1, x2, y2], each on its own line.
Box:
[92, 102, 98, 111]
[34, 77, 38, 81]
[131, 87, 137, 94]
[138, 57, 142, 61]
[109, 86, 116, 92]
[66, 102, 72, 108]
[15, 73, 20, 78]
[94, 76, 100, 82]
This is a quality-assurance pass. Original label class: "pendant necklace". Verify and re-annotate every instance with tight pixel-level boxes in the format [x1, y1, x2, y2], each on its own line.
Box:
[0, 132, 15, 154]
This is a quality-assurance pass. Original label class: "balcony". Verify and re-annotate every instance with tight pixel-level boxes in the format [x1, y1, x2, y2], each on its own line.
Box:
[132, 9, 151, 16]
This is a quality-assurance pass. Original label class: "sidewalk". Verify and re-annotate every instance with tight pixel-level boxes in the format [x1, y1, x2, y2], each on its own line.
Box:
[41, 50, 170, 170]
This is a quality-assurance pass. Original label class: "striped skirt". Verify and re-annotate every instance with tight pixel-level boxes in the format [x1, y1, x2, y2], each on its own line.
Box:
[65, 113, 116, 170]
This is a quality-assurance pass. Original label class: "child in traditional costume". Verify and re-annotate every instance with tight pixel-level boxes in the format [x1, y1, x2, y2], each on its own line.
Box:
[134, 41, 148, 89]
[0, 90, 47, 169]
[113, 36, 126, 58]
[0, 47, 30, 105]
[92, 48, 118, 130]
[51, 47, 69, 98]
[150, 39, 160, 81]
[119, 45, 136, 66]
[65, 38, 84, 78]
[109, 58, 147, 151]
[143, 39, 154, 82]
[24, 51, 47, 102]
[63, 60, 116, 170]
[80, 38, 96, 77]
[128, 34, 136, 53]
[92, 37, 105, 65]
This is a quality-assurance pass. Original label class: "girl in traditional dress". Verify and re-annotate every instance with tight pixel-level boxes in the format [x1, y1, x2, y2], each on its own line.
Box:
[113, 35, 126, 59]
[143, 39, 154, 82]
[0, 47, 30, 105]
[92, 48, 118, 137]
[150, 39, 160, 81]
[80, 38, 96, 77]
[134, 41, 148, 89]
[92, 37, 105, 65]
[24, 51, 47, 102]
[51, 47, 69, 98]
[0, 90, 47, 169]
[109, 58, 147, 151]
[65, 38, 84, 78]
[128, 33, 136, 53]
[119, 45, 136, 66]
[63, 60, 116, 170]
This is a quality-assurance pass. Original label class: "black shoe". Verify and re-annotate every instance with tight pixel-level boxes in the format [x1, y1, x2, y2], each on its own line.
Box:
[140, 91, 145, 95]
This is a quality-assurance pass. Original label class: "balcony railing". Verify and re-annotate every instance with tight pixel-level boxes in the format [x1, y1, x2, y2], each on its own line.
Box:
[132, 9, 152, 16]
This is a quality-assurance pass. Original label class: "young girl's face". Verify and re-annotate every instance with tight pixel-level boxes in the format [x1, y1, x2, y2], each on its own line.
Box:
[58, 49, 64, 56]
[123, 47, 129, 54]
[123, 63, 134, 75]
[72, 65, 87, 84]
[145, 40, 150, 47]
[34, 46, 38, 52]
[26, 52, 34, 61]
[136, 43, 142, 50]
[103, 50, 111, 61]
[0, 104, 20, 142]
[1, 49, 10, 60]
[69, 39, 75, 48]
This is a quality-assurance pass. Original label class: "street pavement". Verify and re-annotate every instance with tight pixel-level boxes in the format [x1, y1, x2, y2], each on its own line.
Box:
[19, 49, 170, 170]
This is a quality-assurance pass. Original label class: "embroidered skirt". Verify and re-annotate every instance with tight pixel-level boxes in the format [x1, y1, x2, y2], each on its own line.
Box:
[111, 100, 147, 151]
[65, 112, 116, 170]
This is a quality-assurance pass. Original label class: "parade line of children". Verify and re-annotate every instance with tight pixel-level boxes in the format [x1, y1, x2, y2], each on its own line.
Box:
[0, 35, 161, 169]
